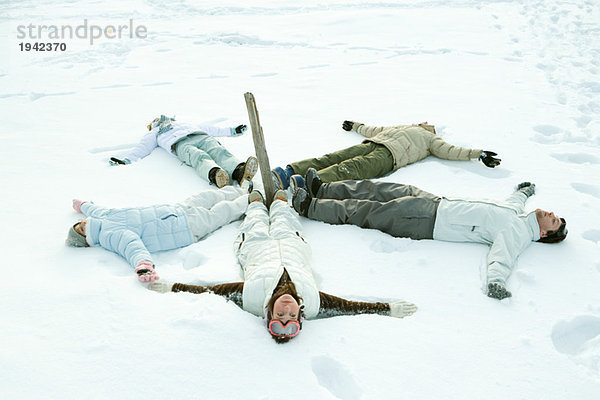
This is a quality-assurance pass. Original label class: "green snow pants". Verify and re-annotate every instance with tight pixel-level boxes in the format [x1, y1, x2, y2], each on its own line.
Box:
[289, 142, 394, 183]
[308, 180, 441, 240]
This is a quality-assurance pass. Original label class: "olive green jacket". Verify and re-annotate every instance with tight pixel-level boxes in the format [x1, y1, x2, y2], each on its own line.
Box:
[351, 122, 482, 170]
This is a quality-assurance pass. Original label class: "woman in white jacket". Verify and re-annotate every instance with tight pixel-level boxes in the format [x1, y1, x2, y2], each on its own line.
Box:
[109, 115, 258, 188]
[149, 190, 417, 343]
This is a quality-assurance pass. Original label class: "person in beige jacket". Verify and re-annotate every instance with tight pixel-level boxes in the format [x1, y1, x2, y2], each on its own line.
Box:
[272, 120, 500, 190]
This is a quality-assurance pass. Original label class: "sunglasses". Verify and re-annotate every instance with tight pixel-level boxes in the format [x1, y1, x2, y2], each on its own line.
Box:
[268, 320, 300, 338]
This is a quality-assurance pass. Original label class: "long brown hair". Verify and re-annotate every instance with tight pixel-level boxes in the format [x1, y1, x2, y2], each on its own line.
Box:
[266, 280, 304, 344]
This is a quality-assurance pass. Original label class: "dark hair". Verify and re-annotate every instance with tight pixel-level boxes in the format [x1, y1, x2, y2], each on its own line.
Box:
[538, 218, 567, 243]
[266, 280, 304, 344]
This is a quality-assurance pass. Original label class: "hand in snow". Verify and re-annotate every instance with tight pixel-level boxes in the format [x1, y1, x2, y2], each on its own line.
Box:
[232, 124, 247, 136]
[389, 301, 418, 318]
[487, 283, 512, 300]
[72, 199, 86, 213]
[342, 120, 355, 131]
[516, 182, 536, 197]
[109, 157, 130, 166]
[135, 261, 159, 282]
[148, 281, 174, 293]
[479, 151, 501, 168]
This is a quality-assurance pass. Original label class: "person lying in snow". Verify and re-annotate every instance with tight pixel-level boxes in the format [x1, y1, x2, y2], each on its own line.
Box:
[148, 189, 417, 343]
[109, 115, 258, 188]
[292, 169, 567, 301]
[65, 186, 251, 282]
[271, 120, 500, 190]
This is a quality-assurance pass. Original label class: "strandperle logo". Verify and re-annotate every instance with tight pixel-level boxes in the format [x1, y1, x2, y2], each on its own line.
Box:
[16, 19, 148, 45]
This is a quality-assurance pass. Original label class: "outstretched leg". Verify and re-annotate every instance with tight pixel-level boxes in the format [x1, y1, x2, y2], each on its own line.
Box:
[316, 144, 393, 183]
[269, 199, 312, 267]
[175, 136, 221, 182]
[289, 142, 382, 177]
[318, 180, 438, 203]
[180, 186, 246, 209]
[234, 200, 272, 268]
[190, 134, 241, 175]
[308, 196, 439, 239]
[182, 192, 248, 241]
[269, 199, 304, 240]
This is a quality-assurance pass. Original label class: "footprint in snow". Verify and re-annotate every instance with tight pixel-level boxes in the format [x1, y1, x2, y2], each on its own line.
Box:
[552, 316, 600, 352]
[349, 61, 378, 66]
[369, 237, 411, 253]
[142, 82, 173, 87]
[571, 183, 600, 199]
[251, 72, 278, 78]
[311, 355, 363, 400]
[582, 230, 600, 244]
[533, 125, 561, 136]
[197, 74, 228, 80]
[298, 64, 329, 70]
[29, 91, 76, 101]
[0, 93, 26, 99]
[91, 84, 133, 90]
[550, 153, 600, 164]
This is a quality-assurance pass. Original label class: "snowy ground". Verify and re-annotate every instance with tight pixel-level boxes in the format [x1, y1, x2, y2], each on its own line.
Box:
[1, 0, 600, 399]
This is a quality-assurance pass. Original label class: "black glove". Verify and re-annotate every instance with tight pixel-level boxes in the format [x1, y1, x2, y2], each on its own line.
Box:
[479, 151, 501, 168]
[109, 157, 129, 166]
[234, 124, 247, 135]
[487, 283, 512, 300]
[516, 182, 536, 197]
[342, 120, 354, 131]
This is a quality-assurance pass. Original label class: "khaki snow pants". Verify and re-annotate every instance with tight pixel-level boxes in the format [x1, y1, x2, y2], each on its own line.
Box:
[289, 142, 394, 183]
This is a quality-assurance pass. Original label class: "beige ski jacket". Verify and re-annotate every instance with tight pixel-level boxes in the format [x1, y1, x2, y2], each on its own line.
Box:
[351, 122, 482, 170]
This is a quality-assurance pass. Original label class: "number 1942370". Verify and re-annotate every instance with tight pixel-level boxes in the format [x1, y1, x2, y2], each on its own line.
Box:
[19, 42, 66, 51]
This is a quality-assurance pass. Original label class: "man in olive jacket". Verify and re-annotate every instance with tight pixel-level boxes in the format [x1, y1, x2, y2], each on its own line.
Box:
[292, 171, 567, 300]
[272, 120, 500, 189]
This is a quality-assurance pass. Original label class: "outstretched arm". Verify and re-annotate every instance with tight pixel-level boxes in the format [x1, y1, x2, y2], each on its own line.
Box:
[197, 124, 246, 138]
[429, 136, 483, 161]
[503, 182, 535, 212]
[342, 120, 410, 139]
[486, 226, 532, 297]
[111, 131, 158, 165]
[80, 202, 109, 218]
[149, 281, 245, 308]
[98, 229, 153, 269]
[316, 291, 417, 319]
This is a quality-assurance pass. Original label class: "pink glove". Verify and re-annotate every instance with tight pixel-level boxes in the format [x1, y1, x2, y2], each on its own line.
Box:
[72, 199, 87, 213]
[135, 261, 160, 282]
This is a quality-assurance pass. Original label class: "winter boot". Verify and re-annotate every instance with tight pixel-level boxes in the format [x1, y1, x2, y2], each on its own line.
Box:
[273, 189, 288, 203]
[248, 190, 265, 204]
[209, 167, 229, 188]
[306, 168, 323, 198]
[487, 283, 512, 300]
[232, 156, 259, 185]
[289, 174, 306, 193]
[292, 188, 311, 217]
[271, 165, 295, 190]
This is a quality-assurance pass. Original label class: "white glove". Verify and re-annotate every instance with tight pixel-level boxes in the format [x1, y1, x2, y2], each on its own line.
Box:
[148, 281, 173, 293]
[389, 301, 418, 318]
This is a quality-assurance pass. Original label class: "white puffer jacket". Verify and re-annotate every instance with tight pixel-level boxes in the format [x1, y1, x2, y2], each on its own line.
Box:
[234, 200, 320, 319]
[120, 119, 234, 162]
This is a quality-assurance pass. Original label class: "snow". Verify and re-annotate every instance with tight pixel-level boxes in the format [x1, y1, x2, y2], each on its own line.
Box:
[1, 0, 600, 398]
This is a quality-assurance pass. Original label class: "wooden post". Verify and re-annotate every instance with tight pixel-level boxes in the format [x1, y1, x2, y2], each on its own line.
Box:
[244, 92, 276, 208]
